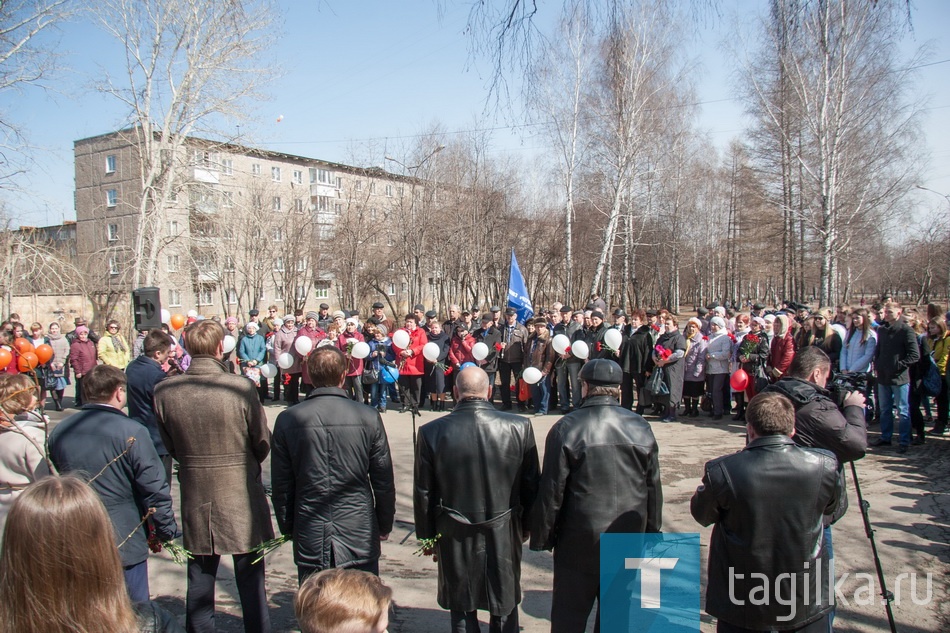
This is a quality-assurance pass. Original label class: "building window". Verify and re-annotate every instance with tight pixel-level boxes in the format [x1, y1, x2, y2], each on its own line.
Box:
[293, 170, 303, 185]
[224, 255, 235, 272]
[370, 208, 377, 220]
[221, 158, 233, 175]
[272, 196, 281, 211]
[274, 257, 284, 272]
[105, 155, 116, 174]
[369, 182, 376, 194]
[296, 257, 307, 272]
[168, 289, 181, 307]
[252, 163, 261, 175]
[222, 191, 234, 207]
[106, 189, 118, 207]
[387, 261, 396, 271]
[295, 286, 307, 301]
[385, 184, 393, 197]
[387, 282, 395, 296]
[272, 166, 281, 182]
[293, 199, 304, 213]
[354, 180, 363, 192]
[167, 220, 179, 236]
[273, 227, 283, 242]
[317, 196, 329, 212]
[253, 194, 263, 210]
[166, 254, 179, 273]
[275, 286, 284, 301]
[309, 168, 317, 183]
[227, 288, 237, 304]
[336, 177, 342, 189]
[109, 256, 119, 275]
[334, 203, 342, 215]
[107, 223, 118, 241]
[316, 169, 333, 185]
[314, 282, 330, 299]
[197, 286, 213, 306]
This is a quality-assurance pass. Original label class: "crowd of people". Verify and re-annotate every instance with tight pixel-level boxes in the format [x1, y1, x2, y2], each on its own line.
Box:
[0, 293, 943, 632]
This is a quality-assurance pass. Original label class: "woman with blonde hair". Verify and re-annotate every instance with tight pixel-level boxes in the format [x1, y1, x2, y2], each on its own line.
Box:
[98, 319, 131, 369]
[0, 374, 51, 536]
[0, 475, 183, 632]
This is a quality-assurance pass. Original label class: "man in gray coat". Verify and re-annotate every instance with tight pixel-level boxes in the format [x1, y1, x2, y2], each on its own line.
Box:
[154, 319, 274, 633]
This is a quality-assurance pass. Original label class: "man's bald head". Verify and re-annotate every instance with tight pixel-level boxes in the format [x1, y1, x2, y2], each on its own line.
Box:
[455, 367, 491, 399]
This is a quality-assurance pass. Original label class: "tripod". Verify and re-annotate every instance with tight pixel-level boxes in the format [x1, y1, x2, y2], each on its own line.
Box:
[850, 461, 898, 633]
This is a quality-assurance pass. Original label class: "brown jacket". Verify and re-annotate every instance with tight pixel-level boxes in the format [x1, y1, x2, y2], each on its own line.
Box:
[154, 356, 274, 555]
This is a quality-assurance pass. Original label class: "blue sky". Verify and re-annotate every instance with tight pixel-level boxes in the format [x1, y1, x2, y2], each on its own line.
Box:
[4, 0, 949, 226]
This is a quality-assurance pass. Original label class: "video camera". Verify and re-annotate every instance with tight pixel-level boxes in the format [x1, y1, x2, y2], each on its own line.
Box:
[828, 371, 870, 410]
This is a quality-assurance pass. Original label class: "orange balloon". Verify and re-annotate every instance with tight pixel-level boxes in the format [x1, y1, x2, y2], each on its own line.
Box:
[17, 352, 39, 372]
[35, 344, 54, 365]
[13, 338, 34, 354]
[170, 314, 186, 330]
[0, 348, 11, 370]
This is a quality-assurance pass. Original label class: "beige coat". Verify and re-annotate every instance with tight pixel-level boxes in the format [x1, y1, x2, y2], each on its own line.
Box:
[0, 416, 51, 537]
[154, 356, 274, 554]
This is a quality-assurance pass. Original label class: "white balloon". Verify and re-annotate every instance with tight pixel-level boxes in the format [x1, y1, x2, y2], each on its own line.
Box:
[571, 340, 590, 360]
[472, 341, 489, 361]
[222, 335, 236, 354]
[161, 309, 171, 324]
[551, 334, 570, 355]
[604, 328, 623, 351]
[351, 341, 370, 359]
[295, 336, 313, 355]
[260, 363, 277, 378]
[392, 329, 410, 349]
[423, 342, 441, 362]
[278, 352, 294, 369]
[522, 366, 543, 385]
[187, 310, 198, 318]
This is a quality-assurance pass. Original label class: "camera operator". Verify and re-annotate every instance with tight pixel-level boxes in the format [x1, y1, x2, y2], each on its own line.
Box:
[761, 346, 867, 625]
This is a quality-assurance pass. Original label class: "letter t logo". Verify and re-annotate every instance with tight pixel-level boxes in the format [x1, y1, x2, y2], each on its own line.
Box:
[625, 557, 679, 609]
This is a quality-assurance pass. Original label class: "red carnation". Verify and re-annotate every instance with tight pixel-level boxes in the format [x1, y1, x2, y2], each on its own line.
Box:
[595, 341, 602, 352]
[494, 343, 503, 352]
[564, 345, 572, 354]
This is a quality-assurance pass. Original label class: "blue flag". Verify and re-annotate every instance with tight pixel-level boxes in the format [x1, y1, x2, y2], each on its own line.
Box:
[507, 250, 534, 324]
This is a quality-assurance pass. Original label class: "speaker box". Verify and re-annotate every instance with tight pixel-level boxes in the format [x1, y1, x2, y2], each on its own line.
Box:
[132, 287, 162, 331]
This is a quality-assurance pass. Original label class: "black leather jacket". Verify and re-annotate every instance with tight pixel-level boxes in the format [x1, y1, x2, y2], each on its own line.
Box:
[271, 387, 395, 570]
[691, 435, 841, 630]
[414, 399, 540, 615]
[530, 396, 662, 571]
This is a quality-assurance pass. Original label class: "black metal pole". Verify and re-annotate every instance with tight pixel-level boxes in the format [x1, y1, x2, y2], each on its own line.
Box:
[850, 461, 898, 633]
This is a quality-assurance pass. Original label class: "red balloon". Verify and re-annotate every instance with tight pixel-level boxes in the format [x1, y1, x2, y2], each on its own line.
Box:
[0, 348, 11, 370]
[17, 352, 39, 372]
[730, 368, 750, 391]
[35, 344, 54, 365]
[13, 338, 34, 354]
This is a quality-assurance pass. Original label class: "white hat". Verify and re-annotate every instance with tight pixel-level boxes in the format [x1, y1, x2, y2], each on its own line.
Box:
[282, 314, 295, 322]
[764, 314, 776, 323]
[345, 317, 359, 325]
[710, 316, 726, 329]
[245, 322, 259, 332]
[713, 306, 727, 316]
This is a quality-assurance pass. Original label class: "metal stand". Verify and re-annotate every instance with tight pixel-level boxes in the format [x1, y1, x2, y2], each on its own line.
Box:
[851, 461, 898, 633]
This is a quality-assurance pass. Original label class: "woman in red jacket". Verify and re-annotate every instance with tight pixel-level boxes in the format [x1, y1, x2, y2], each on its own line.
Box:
[392, 314, 427, 414]
[448, 323, 476, 369]
[768, 314, 796, 382]
[68, 326, 98, 407]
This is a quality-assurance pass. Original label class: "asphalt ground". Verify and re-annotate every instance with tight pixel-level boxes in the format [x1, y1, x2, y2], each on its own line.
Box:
[44, 395, 949, 632]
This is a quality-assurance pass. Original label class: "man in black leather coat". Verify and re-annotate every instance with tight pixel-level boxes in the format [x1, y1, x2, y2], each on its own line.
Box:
[414, 366, 540, 633]
[531, 358, 662, 633]
[691, 392, 841, 633]
[271, 346, 395, 583]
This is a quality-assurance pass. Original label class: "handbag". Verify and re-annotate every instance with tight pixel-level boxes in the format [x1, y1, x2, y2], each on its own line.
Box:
[646, 367, 669, 396]
[518, 378, 530, 402]
[362, 366, 379, 384]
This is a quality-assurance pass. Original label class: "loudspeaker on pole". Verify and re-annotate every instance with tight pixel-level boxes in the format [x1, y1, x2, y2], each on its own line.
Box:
[132, 287, 162, 331]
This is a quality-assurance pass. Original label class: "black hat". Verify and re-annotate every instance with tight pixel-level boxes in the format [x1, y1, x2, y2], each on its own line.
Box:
[424, 310, 437, 319]
[572, 310, 584, 317]
[697, 307, 709, 316]
[504, 307, 517, 316]
[560, 305, 573, 313]
[481, 314, 494, 322]
[461, 308, 471, 315]
[579, 359, 623, 386]
[706, 302, 719, 310]
[585, 303, 596, 311]
[319, 303, 330, 310]
[612, 308, 626, 317]
[248, 309, 259, 316]
[471, 305, 480, 313]
[753, 303, 765, 311]
[646, 309, 658, 317]
[590, 310, 605, 320]
[413, 304, 425, 312]
[456, 321, 470, 331]
[372, 302, 385, 309]
[490, 305, 501, 312]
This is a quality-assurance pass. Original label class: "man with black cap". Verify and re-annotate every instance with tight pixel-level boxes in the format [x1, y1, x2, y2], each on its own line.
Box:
[531, 359, 662, 631]
[423, 309, 438, 332]
[489, 305, 502, 328]
[498, 308, 529, 411]
[751, 302, 767, 319]
[553, 306, 584, 414]
[316, 303, 331, 331]
[368, 302, 393, 333]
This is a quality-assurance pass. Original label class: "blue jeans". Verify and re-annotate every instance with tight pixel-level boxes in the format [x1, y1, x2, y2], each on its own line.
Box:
[530, 374, 551, 414]
[124, 560, 150, 603]
[878, 383, 911, 446]
[370, 381, 388, 409]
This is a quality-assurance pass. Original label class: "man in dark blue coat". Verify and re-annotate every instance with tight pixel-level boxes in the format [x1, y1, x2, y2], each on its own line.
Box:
[125, 329, 173, 484]
[49, 364, 177, 603]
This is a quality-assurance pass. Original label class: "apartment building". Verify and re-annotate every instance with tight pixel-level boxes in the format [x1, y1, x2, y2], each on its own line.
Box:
[74, 129, 424, 317]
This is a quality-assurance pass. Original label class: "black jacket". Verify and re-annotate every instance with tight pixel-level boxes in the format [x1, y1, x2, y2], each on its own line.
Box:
[874, 318, 920, 385]
[270, 387, 395, 571]
[472, 325, 502, 373]
[414, 399, 540, 615]
[125, 355, 169, 456]
[691, 435, 840, 631]
[530, 396, 662, 570]
[762, 377, 866, 524]
[623, 325, 655, 375]
[49, 404, 177, 567]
